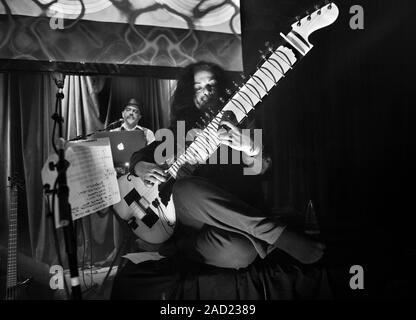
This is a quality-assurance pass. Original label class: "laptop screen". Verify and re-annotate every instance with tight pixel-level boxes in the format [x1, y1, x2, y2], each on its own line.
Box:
[91, 131, 146, 168]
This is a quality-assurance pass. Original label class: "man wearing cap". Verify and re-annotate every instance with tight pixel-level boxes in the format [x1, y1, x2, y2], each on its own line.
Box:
[112, 98, 155, 145]
[102, 98, 156, 266]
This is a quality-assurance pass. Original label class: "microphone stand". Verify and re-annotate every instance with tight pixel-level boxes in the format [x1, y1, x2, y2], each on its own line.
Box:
[70, 119, 124, 141]
[50, 74, 82, 300]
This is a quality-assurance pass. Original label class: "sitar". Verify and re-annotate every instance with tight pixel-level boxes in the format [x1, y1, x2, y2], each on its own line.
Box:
[113, 3, 339, 244]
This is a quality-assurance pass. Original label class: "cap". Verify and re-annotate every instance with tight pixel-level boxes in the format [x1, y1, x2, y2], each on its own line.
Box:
[124, 98, 142, 111]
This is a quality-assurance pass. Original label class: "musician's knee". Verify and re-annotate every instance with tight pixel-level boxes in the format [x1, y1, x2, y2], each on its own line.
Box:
[196, 228, 258, 269]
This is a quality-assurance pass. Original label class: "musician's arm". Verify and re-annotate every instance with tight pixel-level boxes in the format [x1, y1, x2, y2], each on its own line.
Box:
[129, 141, 159, 177]
[241, 116, 272, 176]
[241, 147, 272, 175]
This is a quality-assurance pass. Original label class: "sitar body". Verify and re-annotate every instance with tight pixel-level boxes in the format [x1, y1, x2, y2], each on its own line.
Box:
[114, 174, 175, 243]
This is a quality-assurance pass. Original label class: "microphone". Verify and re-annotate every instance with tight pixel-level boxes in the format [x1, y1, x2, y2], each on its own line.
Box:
[52, 72, 66, 89]
[105, 118, 123, 130]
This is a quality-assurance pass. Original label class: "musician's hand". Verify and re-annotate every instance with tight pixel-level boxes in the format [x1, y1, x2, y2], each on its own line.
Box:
[133, 161, 167, 187]
[218, 120, 261, 156]
[115, 166, 128, 177]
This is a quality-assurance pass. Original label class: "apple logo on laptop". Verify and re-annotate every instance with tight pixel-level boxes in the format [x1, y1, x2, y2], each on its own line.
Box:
[117, 143, 125, 150]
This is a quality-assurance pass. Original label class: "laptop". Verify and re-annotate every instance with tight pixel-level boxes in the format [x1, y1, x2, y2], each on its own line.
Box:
[91, 130, 147, 168]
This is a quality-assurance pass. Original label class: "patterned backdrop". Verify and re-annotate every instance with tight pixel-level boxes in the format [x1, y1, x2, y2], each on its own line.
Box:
[0, 0, 243, 71]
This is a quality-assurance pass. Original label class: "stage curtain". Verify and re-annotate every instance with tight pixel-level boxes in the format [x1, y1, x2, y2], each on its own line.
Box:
[62, 75, 104, 139]
[0, 72, 174, 269]
[101, 76, 175, 131]
[0, 72, 58, 265]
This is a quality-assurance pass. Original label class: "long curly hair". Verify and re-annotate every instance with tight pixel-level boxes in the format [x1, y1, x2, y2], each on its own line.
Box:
[170, 61, 230, 122]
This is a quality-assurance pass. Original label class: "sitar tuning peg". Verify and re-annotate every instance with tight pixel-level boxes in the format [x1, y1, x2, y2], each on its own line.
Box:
[306, 11, 311, 21]
[264, 41, 274, 52]
[324, 0, 332, 9]
[316, 4, 322, 15]
[225, 88, 232, 95]
[240, 73, 247, 80]
[195, 122, 204, 130]
[232, 81, 240, 89]
[210, 106, 218, 115]
[199, 116, 208, 126]
[295, 16, 301, 26]
[258, 49, 267, 60]
[219, 96, 225, 103]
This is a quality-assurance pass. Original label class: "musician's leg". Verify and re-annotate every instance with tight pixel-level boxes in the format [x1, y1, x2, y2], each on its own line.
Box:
[173, 177, 325, 264]
[192, 226, 258, 269]
[173, 176, 284, 258]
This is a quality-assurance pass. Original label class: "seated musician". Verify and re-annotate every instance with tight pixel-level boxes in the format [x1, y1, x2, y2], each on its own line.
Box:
[98, 98, 156, 265]
[110, 98, 155, 176]
[127, 61, 325, 269]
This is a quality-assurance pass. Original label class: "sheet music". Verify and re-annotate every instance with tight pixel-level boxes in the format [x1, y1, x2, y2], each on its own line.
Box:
[41, 137, 120, 226]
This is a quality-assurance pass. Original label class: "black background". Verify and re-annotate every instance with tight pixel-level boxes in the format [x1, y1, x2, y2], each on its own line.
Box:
[241, 0, 414, 299]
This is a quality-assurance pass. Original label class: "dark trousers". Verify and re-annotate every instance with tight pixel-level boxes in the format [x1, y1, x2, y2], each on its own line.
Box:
[172, 177, 286, 269]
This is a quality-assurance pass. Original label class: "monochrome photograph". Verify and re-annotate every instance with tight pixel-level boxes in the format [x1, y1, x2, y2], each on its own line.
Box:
[0, 0, 413, 307]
